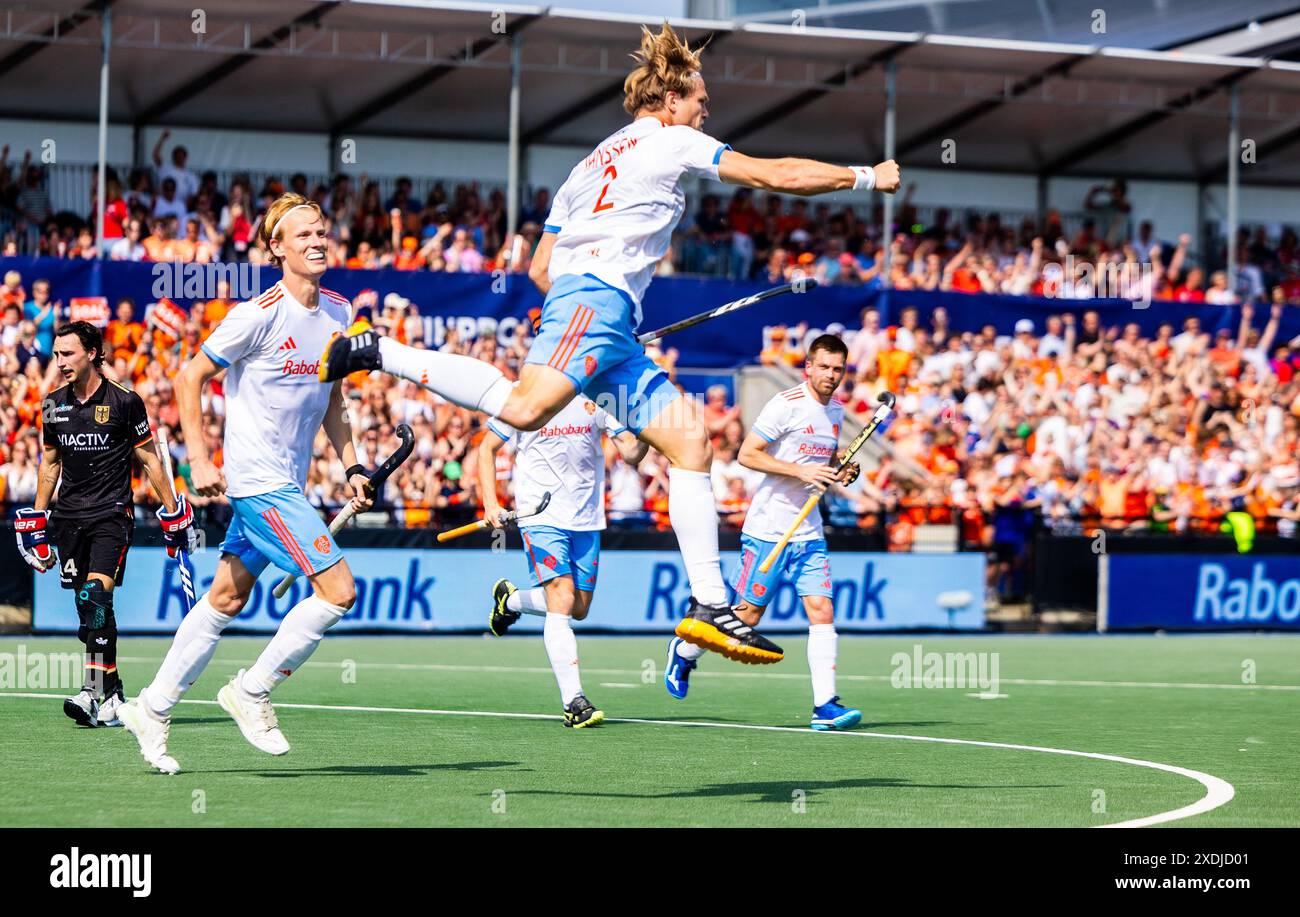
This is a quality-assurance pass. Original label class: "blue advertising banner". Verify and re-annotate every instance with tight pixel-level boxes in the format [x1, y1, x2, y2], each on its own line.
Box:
[6, 255, 1289, 370]
[33, 547, 986, 634]
[1101, 554, 1300, 631]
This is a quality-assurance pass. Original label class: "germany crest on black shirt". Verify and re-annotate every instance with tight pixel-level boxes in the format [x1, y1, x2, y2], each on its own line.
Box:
[41, 377, 153, 521]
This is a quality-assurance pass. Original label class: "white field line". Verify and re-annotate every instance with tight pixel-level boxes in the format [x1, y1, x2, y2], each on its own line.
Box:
[95, 656, 1300, 691]
[0, 692, 1235, 828]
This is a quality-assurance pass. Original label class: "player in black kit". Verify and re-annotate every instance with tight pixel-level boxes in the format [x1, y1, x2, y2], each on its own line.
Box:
[15, 322, 196, 727]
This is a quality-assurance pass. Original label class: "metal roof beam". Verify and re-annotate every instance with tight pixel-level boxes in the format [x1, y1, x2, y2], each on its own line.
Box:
[0, 0, 108, 80]
[1197, 117, 1300, 183]
[1038, 68, 1256, 176]
[522, 29, 730, 145]
[133, 3, 335, 126]
[896, 52, 1084, 158]
[724, 41, 910, 146]
[331, 14, 541, 134]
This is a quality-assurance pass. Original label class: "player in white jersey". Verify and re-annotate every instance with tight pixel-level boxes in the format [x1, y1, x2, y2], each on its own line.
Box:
[320, 23, 900, 667]
[666, 335, 865, 730]
[119, 194, 372, 774]
[478, 394, 647, 727]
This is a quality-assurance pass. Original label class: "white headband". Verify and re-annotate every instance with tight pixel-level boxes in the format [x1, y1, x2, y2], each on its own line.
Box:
[269, 204, 317, 239]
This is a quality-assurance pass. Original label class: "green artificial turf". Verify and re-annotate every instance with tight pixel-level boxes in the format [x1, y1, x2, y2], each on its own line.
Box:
[1, 634, 1296, 827]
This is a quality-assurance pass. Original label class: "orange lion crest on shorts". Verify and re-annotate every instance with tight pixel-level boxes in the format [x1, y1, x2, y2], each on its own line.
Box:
[314, 535, 331, 554]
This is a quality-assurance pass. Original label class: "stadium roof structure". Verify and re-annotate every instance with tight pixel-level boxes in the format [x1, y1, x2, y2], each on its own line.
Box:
[5, 0, 1300, 263]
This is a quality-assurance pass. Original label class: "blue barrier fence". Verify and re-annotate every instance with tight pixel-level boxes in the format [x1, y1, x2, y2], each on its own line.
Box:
[33, 546, 987, 634]
[1100, 554, 1300, 631]
[5, 256, 1296, 369]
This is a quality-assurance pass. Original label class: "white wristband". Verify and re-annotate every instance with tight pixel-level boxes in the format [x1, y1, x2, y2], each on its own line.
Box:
[850, 166, 876, 192]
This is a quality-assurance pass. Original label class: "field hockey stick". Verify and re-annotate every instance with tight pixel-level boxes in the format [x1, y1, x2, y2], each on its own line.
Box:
[757, 391, 896, 574]
[437, 490, 553, 544]
[637, 277, 818, 346]
[272, 423, 415, 598]
[156, 427, 196, 614]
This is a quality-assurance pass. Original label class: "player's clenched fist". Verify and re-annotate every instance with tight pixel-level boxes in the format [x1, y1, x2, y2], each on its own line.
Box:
[347, 471, 374, 514]
[15, 507, 56, 572]
[189, 456, 227, 497]
[794, 463, 842, 491]
[873, 159, 901, 194]
[156, 494, 198, 557]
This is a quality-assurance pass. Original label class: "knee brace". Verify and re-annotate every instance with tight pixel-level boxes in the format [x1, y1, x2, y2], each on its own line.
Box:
[76, 580, 115, 632]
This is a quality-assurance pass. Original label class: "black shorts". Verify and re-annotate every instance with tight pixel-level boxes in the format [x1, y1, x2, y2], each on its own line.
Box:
[991, 541, 1022, 564]
[50, 512, 134, 590]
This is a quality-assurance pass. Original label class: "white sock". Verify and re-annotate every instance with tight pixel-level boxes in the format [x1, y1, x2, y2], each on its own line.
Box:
[667, 467, 728, 606]
[145, 594, 234, 716]
[506, 587, 550, 616]
[543, 612, 583, 706]
[808, 623, 838, 706]
[378, 336, 513, 415]
[240, 595, 348, 695]
[676, 639, 706, 661]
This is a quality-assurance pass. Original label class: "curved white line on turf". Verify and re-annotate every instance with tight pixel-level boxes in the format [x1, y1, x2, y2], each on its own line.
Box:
[0, 692, 1234, 828]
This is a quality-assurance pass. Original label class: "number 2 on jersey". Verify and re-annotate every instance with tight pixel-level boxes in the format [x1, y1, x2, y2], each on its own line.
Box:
[592, 165, 616, 213]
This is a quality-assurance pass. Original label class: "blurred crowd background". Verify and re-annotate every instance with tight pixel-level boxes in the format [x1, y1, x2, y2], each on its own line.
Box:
[3, 141, 1300, 602]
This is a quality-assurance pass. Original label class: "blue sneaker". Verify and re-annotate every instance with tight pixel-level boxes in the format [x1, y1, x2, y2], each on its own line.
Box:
[811, 696, 862, 731]
[664, 637, 697, 699]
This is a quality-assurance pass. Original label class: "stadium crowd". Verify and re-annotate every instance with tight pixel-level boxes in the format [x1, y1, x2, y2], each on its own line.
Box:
[5, 142, 1300, 304]
[0, 274, 697, 537]
[5, 144, 1300, 600]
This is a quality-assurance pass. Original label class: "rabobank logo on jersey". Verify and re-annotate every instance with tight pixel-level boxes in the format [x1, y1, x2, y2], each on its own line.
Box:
[281, 358, 320, 377]
[1103, 554, 1300, 631]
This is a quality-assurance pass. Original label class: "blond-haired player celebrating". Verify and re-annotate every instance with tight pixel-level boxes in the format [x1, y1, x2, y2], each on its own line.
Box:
[667, 335, 863, 730]
[119, 193, 371, 774]
[320, 23, 900, 665]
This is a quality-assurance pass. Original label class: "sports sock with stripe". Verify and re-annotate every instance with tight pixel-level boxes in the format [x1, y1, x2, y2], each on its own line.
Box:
[241, 595, 348, 695]
[506, 587, 550, 616]
[145, 594, 234, 716]
[543, 612, 583, 706]
[667, 467, 728, 607]
[676, 639, 706, 661]
[808, 623, 838, 707]
[378, 336, 513, 416]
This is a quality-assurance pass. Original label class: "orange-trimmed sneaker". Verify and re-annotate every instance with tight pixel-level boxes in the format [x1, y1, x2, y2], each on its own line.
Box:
[319, 320, 380, 382]
[674, 598, 784, 665]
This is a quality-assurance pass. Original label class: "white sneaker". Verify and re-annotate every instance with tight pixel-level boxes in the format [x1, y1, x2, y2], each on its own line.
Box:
[118, 690, 180, 775]
[97, 690, 125, 727]
[63, 689, 99, 727]
[217, 670, 290, 756]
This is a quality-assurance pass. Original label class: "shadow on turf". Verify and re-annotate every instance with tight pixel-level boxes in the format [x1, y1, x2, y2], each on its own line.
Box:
[492, 777, 1064, 804]
[196, 761, 528, 778]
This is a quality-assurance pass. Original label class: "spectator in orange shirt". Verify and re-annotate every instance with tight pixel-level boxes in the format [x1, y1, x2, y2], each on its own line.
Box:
[1, 271, 25, 308]
[142, 217, 181, 262]
[346, 240, 378, 269]
[201, 279, 233, 330]
[702, 384, 741, 449]
[105, 298, 144, 363]
[394, 235, 423, 270]
[877, 327, 911, 393]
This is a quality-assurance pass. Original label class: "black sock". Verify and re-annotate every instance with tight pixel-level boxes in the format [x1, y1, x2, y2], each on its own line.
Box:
[84, 627, 119, 697]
